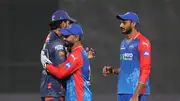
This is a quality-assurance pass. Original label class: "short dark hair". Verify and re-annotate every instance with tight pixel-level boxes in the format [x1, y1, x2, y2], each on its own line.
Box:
[49, 20, 63, 30]
[79, 36, 82, 41]
[49, 19, 75, 30]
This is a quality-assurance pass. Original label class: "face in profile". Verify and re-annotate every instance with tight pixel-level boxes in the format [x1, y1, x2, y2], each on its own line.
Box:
[60, 20, 70, 29]
[62, 34, 78, 47]
[120, 20, 135, 35]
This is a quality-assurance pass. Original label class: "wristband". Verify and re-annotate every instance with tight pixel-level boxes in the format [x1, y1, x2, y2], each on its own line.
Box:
[109, 67, 114, 74]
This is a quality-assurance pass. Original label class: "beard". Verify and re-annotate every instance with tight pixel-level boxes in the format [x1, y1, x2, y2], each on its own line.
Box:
[121, 27, 132, 35]
[64, 41, 74, 48]
[64, 41, 74, 53]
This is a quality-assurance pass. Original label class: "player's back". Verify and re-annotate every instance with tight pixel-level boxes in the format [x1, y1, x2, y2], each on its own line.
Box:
[118, 32, 151, 95]
[65, 47, 92, 101]
[40, 31, 67, 97]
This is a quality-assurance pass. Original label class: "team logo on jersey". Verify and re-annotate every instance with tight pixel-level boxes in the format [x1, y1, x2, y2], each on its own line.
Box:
[47, 82, 52, 89]
[144, 50, 149, 56]
[59, 51, 65, 58]
[65, 62, 72, 68]
[129, 44, 135, 49]
[120, 45, 125, 50]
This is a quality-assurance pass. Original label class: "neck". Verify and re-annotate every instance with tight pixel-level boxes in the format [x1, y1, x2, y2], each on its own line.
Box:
[71, 41, 82, 51]
[125, 29, 138, 40]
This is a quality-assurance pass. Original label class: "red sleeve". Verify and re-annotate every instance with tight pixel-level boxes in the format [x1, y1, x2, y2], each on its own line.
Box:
[138, 39, 151, 84]
[46, 51, 83, 79]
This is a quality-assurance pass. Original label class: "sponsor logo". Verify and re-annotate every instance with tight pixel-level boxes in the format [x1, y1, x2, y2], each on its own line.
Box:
[142, 41, 148, 47]
[55, 45, 63, 50]
[65, 62, 71, 68]
[120, 45, 125, 50]
[120, 53, 133, 60]
[144, 50, 149, 56]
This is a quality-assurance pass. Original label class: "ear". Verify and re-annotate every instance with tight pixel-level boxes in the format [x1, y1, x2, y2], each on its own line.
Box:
[131, 22, 136, 28]
[74, 35, 79, 41]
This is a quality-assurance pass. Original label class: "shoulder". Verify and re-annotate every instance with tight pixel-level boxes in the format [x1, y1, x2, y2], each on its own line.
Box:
[121, 39, 126, 44]
[71, 48, 82, 56]
[67, 51, 83, 65]
[70, 48, 84, 59]
[120, 39, 126, 47]
[48, 39, 65, 51]
[137, 33, 151, 46]
[51, 39, 64, 45]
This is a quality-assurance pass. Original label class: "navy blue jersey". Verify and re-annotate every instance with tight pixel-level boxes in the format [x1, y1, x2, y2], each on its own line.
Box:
[40, 31, 67, 97]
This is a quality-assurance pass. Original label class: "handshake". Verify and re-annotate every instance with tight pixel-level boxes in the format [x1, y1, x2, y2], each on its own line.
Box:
[40, 50, 52, 69]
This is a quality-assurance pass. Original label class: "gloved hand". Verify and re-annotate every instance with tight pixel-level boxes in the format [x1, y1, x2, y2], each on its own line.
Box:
[40, 50, 52, 69]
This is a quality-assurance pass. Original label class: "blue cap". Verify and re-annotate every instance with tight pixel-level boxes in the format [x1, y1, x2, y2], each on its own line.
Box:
[59, 24, 83, 36]
[51, 10, 76, 22]
[116, 12, 139, 24]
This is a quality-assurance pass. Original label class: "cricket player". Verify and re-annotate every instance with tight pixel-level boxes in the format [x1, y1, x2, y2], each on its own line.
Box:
[40, 10, 94, 101]
[41, 24, 92, 101]
[103, 12, 151, 101]
[40, 10, 76, 101]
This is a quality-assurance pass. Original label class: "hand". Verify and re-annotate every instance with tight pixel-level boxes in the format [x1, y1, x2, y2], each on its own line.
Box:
[86, 47, 95, 59]
[129, 95, 139, 101]
[102, 66, 112, 76]
[40, 50, 52, 69]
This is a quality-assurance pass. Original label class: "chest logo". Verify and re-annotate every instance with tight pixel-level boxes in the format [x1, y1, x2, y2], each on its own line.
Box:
[65, 62, 72, 68]
[121, 45, 125, 50]
[129, 44, 135, 49]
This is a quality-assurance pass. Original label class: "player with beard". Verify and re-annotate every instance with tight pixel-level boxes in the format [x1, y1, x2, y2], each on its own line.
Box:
[41, 24, 92, 101]
[40, 10, 94, 101]
[102, 12, 151, 101]
[40, 10, 76, 101]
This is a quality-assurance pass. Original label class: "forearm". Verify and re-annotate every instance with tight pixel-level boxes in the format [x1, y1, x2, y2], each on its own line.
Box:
[133, 82, 145, 96]
[46, 64, 64, 79]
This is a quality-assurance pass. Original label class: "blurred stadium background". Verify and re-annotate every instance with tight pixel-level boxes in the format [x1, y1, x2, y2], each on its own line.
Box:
[0, 0, 180, 101]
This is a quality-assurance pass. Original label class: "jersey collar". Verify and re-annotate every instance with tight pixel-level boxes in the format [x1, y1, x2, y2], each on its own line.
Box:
[125, 32, 140, 40]
[133, 32, 140, 39]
